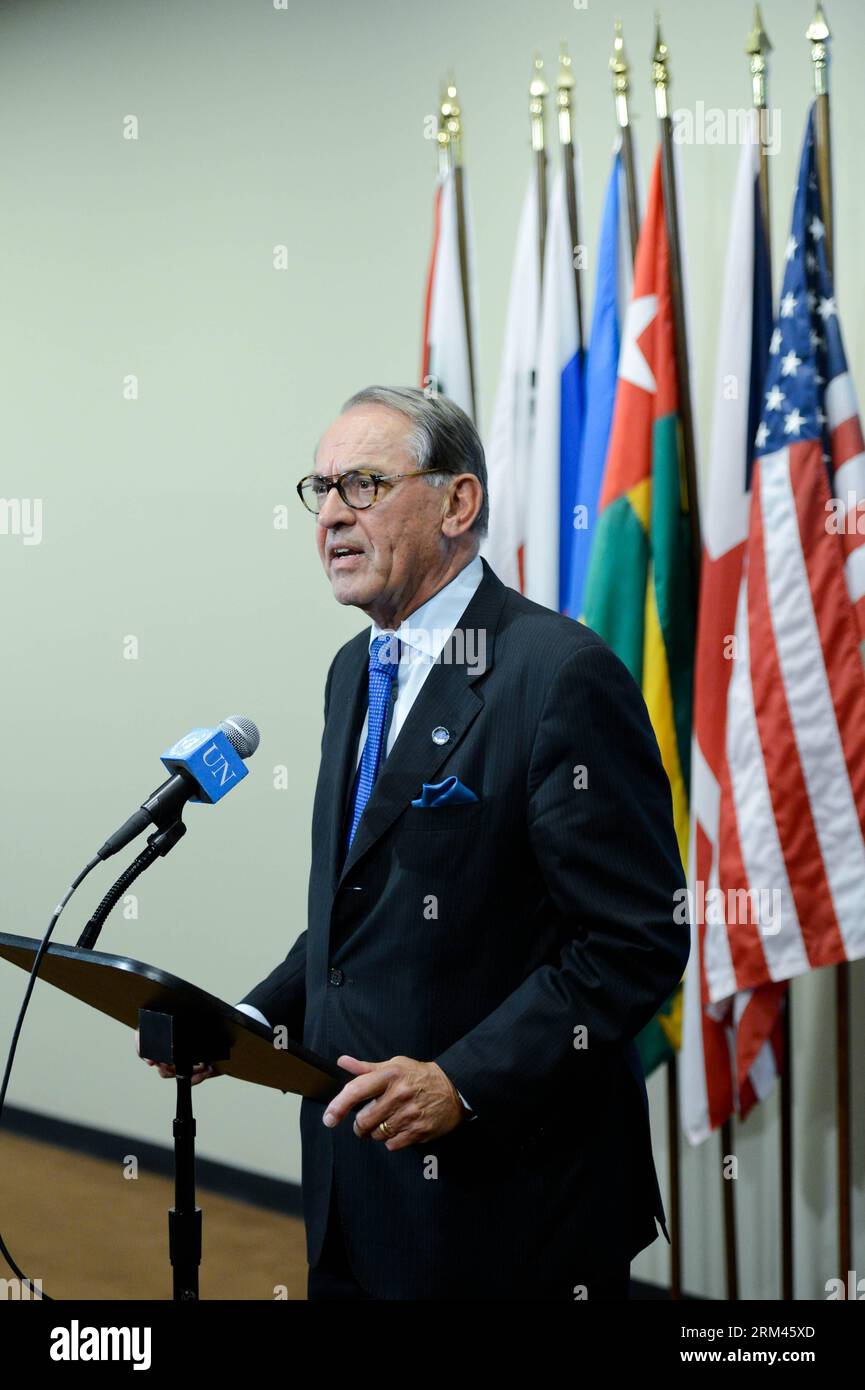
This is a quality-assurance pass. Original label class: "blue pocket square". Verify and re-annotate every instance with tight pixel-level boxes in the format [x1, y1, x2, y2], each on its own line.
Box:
[411, 775, 478, 807]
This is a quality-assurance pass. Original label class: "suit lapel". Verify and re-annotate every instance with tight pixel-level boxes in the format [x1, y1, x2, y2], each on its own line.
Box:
[337, 665, 484, 886]
[319, 558, 508, 895]
[317, 633, 369, 894]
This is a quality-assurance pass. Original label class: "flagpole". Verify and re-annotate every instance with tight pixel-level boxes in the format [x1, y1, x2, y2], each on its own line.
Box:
[747, 4, 794, 1306]
[749, 3, 791, 1304]
[612, 15, 691, 1305]
[436, 80, 452, 180]
[665, 1032, 682, 1301]
[807, 2, 849, 1290]
[556, 42, 585, 355]
[440, 78, 479, 422]
[611, 19, 640, 265]
[529, 54, 549, 292]
[652, 15, 709, 1304]
[808, 5, 833, 277]
[747, 5, 773, 244]
[652, 19, 701, 587]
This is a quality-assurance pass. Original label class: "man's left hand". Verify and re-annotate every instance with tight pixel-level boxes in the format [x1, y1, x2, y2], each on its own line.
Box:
[322, 1055, 464, 1150]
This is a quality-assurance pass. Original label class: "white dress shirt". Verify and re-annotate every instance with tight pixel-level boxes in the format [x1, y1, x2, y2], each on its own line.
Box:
[355, 551, 484, 767]
[238, 553, 485, 1116]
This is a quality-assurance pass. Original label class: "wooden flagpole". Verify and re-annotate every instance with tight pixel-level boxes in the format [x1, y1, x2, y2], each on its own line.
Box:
[652, 19, 701, 580]
[808, 6, 834, 278]
[517, 54, 550, 595]
[439, 78, 478, 422]
[807, 1, 850, 1287]
[556, 42, 585, 356]
[611, 20, 640, 263]
[746, 4, 792, 1304]
[612, 18, 692, 1305]
[529, 54, 549, 293]
[652, 14, 713, 1301]
[747, 5, 773, 254]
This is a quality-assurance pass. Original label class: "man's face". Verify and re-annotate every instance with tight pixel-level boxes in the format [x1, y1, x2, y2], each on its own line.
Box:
[312, 404, 451, 619]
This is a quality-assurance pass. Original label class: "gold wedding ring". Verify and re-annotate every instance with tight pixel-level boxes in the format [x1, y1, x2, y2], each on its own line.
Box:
[377, 1119, 393, 1138]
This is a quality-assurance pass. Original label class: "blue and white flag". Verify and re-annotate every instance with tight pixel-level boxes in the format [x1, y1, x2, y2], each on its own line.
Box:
[524, 159, 586, 611]
[565, 142, 633, 618]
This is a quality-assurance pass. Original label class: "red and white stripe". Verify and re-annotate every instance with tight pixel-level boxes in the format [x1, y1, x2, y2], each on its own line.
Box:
[704, 431, 865, 1013]
[684, 116, 865, 1145]
[683, 118, 783, 1145]
[684, 116, 795, 1139]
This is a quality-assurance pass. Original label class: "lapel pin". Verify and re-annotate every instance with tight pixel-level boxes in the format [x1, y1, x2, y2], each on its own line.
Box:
[431, 726, 450, 746]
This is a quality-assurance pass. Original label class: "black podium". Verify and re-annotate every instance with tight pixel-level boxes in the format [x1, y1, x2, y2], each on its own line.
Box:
[0, 931, 349, 1300]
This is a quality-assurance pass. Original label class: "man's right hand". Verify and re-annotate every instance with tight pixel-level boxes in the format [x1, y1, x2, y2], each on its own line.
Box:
[134, 1028, 220, 1086]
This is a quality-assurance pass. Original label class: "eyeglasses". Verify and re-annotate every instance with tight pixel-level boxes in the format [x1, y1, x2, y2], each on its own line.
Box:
[296, 467, 448, 514]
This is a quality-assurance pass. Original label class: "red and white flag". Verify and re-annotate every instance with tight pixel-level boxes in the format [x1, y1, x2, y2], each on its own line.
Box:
[684, 106, 865, 1144]
[421, 167, 478, 422]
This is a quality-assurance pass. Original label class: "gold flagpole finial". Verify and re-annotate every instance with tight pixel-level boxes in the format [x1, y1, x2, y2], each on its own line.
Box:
[610, 19, 632, 128]
[529, 53, 549, 154]
[557, 40, 575, 147]
[652, 15, 670, 120]
[746, 4, 772, 110]
[436, 82, 451, 176]
[612, 18, 640, 260]
[747, 5, 772, 248]
[807, 4, 834, 274]
[440, 76, 463, 168]
[806, 3, 831, 97]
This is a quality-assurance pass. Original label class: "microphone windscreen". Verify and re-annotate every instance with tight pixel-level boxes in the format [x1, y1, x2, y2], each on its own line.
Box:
[219, 715, 260, 760]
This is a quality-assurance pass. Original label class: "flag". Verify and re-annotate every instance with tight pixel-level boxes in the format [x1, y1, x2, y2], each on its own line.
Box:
[481, 173, 544, 591]
[582, 146, 696, 868]
[681, 111, 777, 1144]
[421, 167, 478, 420]
[581, 146, 696, 1080]
[565, 141, 633, 619]
[636, 986, 684, 1079]
[524, 159, 585, 611]
[693, 105, 865, 1138]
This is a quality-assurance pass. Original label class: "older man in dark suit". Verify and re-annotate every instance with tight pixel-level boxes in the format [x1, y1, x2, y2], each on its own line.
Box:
[149, 385, 689, 1301]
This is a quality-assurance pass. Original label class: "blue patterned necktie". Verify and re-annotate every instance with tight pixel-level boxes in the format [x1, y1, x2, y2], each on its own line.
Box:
[346, 634, 401, 851]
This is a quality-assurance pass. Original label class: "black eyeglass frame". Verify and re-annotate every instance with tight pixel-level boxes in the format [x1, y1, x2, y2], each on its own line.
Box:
[296, 467, 450, 513]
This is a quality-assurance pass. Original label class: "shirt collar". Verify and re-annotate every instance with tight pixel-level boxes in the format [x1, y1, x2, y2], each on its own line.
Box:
[368, 553, 484, 664]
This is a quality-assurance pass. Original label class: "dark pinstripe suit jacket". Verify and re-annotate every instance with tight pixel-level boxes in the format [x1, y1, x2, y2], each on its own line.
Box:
[241, 556, 689, 1299]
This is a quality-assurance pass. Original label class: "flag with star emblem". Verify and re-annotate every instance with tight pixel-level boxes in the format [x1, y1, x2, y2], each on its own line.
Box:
[582, 146, 696, 867]
[581, 145, 696, 1079]
[681, 111, 779, 1145]
[699, 104, 865, 1079]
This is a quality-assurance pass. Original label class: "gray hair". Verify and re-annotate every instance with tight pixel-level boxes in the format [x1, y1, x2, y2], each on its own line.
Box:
[339, 385, 489, 537]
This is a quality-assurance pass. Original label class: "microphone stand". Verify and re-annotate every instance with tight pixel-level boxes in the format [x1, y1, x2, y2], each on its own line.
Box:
[76, 820, 186, 951]
[75, 817, 224, 1300]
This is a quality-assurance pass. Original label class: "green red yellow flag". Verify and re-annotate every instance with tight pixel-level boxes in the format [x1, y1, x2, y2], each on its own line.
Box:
[582, 147, 697, 1075]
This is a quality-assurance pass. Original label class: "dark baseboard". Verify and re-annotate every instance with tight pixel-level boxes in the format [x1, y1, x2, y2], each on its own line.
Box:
[629, 1278, 702, 1300]
[2, 1103, 700, 1298]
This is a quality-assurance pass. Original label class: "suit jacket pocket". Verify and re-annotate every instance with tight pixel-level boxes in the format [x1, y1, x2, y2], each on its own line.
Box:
[400, 798, 486, 832]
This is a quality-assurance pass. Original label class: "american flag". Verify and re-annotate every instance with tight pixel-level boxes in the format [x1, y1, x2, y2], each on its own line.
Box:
[684, 105, 865, 1142]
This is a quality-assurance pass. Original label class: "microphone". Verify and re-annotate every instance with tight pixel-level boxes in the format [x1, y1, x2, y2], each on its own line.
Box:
[97, 715, 260, 861]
